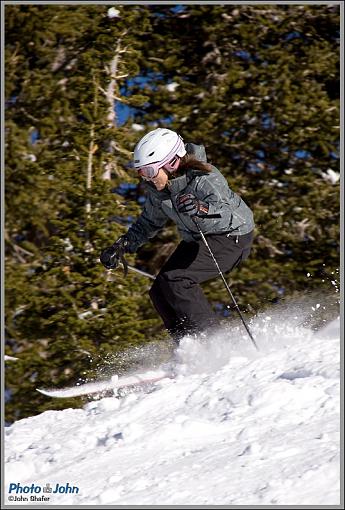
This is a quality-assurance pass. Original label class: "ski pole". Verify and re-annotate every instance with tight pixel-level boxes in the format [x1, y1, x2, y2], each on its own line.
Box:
[193, 216, 259, 351]
[121, 262, 156, 280]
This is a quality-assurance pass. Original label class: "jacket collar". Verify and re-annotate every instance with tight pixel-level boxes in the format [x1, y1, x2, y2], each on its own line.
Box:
[166, 173, 189, 194]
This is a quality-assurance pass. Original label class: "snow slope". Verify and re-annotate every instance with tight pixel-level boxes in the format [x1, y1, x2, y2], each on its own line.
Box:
[4, 312, 340, 506]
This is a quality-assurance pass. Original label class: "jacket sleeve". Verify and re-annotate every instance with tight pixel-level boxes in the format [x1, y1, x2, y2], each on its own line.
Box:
[125, 194, 168, 253]
[190, 168, 254, 233]
[193, 169, 240, 216]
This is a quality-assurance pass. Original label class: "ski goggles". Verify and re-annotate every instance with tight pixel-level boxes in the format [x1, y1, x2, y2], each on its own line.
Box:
[136, 136, 186, 180]
[137, 156, 180, 181]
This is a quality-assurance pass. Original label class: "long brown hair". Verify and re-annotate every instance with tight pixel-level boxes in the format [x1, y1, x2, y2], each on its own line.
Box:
[178, 154, 213, 173]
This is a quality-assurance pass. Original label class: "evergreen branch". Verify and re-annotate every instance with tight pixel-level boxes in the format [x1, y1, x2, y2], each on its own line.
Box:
[111, 141, 133, 157]
[18, 107, 40, 123]
[5, 230, 35, 262]
[112, 96, 127, 103]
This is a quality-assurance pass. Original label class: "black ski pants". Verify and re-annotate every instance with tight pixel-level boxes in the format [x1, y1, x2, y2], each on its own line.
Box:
[149, 230, 253, 340]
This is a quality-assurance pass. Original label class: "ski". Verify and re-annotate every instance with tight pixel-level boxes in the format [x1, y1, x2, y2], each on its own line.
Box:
[36, 368, 174, 399]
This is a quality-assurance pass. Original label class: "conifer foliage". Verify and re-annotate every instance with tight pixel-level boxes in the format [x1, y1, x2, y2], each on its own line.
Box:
[5, 5, 156, 421]
[5, 4, 339, 421]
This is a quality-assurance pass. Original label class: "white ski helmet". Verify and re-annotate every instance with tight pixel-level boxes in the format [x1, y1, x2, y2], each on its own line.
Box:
[133, 128, 186, 174]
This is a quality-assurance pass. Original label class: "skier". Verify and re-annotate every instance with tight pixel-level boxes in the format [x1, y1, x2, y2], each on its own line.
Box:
[100, 128, 255, 344]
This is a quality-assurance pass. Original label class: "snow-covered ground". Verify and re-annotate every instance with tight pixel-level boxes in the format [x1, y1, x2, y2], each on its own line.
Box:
[4, 308, 340, 506]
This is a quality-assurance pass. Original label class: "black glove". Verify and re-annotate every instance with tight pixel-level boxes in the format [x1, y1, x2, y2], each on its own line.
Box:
[176, 193, 209, 217]
[100, 236, 129, 270]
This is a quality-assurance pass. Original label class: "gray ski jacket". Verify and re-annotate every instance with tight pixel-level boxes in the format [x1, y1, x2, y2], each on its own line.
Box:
[125, 143, 254, 253]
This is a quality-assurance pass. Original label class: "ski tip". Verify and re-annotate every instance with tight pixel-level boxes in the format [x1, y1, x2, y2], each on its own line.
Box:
[5, 355, 19, 361]
[36, 388, 53, 396]
[36, 388, 69, 398]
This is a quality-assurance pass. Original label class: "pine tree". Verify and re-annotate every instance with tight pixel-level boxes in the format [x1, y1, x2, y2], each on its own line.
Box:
[5, 4, 161, 422]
